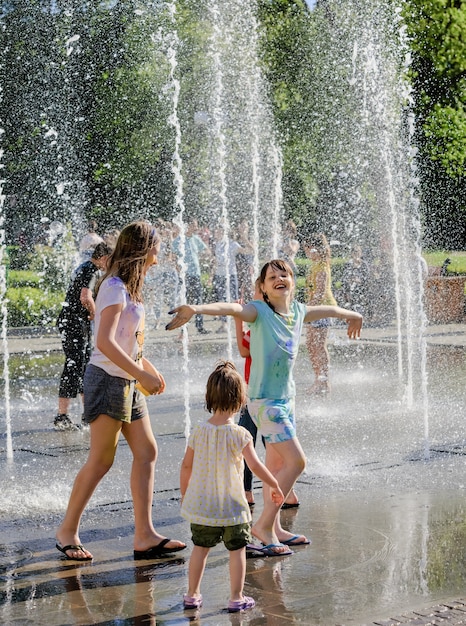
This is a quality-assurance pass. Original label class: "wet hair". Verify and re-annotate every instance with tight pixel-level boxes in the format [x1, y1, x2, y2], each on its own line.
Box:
[96, 220, 160, 302]
[258, 259, 295, 314]
[91, 242, 113, 260]
[205, 361, 245, 414]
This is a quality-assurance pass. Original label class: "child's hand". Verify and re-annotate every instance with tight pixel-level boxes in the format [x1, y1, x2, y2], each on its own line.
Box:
[165, 305, 196, 330]
[270, 487, 284, 506]
[136, 359, 166, 395]
[346, 313, 363, 339]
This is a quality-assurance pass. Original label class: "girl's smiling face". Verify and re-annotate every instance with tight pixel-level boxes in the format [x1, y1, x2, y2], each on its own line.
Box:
[261, 263, 294, 301]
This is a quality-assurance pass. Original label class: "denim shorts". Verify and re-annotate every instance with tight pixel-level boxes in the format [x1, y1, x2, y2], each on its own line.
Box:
[190, 522, 251, 551]
[247, 397, 296, 444]
[83, 364, 148, 424]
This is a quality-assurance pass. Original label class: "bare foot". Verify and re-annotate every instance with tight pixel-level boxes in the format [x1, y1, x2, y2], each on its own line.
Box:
[277, 530, 310, 545]
[283, 488, 299, 507]
[308, 380, 330, 395]
[250, 525, 291, 553]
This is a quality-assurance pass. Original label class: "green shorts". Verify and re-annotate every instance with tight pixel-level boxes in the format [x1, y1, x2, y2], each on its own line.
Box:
[190, 522, 251, 551]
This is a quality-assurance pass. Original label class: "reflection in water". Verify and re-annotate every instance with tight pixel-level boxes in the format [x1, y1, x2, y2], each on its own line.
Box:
[246, 558, 296, 625]
[426, 502, 466, 592]
[59, 559, 188, 624]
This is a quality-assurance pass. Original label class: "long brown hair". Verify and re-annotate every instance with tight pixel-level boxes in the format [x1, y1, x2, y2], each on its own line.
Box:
[96, 221, 160, 302]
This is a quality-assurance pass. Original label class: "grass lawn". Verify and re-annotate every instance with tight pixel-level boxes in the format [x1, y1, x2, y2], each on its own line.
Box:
[423, 251, 466, 274]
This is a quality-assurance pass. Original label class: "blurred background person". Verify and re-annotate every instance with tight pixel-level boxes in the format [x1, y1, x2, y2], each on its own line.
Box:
[54, 242, 113, 430]
[78, 219, 103, 263]
[304, 233, 336, 395]
[341, 244, 370, 315]
[279, 219, 300, 276]
[211, 226, 253, 333]
[172, 219, 211, 334]
[144, 220, 179, 330]
[235, 219, 255, 301]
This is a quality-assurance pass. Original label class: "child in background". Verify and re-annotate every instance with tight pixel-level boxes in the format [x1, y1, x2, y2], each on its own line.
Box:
[180, 361, 284, 612]
[304, 233, 337, 394]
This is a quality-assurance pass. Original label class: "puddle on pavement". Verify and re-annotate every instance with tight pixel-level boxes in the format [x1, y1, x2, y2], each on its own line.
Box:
[2, 339, 466, 623]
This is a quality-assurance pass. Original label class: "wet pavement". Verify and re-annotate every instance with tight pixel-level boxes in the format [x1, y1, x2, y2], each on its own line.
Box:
[2, 318, 466, 625]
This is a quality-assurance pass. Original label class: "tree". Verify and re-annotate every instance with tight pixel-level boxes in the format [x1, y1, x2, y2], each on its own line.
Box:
[403, 0, 466, 248]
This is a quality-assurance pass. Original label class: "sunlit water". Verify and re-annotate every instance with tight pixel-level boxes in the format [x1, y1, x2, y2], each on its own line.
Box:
[2, 336, 466, 624]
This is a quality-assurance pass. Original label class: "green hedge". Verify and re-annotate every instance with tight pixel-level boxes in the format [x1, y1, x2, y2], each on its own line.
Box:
[7, 270, 43, 288]
[6, 286, 64, 327]
[6, 246, 32, 271]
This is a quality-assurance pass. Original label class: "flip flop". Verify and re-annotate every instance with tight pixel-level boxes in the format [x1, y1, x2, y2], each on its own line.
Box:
[133, 538, 186, 560]
[228, 595, 255, 612]
[246, 542, 293, 557]
[56, 542, 93, 561]
[281, 534, 311, 546]
[281, 502, 300, 509]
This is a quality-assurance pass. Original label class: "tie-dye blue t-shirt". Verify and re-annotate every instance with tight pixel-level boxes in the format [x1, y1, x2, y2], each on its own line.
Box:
[248, 299, 306, 399]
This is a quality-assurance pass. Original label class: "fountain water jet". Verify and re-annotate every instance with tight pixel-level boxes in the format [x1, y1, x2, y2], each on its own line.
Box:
[162, 0, 191, 438]
[0, 150, 12, 462]
[313, 1, 429, 451]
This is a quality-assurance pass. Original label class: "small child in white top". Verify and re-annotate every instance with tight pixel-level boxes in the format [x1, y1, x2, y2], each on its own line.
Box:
[180, 361, 284, 613]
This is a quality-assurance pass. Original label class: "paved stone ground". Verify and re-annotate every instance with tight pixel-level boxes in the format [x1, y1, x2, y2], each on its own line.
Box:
[2, 319, 466, 625]
[371, 600, 466, 625]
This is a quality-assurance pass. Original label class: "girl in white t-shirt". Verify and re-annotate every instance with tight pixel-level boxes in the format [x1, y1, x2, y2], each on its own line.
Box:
[180, 361, 284, 612]
[55, 221, 186, 562]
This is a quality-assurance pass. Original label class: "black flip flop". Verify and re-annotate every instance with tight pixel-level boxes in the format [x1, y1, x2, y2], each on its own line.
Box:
[56, 542, 93, 561]
[133, 538, 186, 560]
[281, 502, 300, 509]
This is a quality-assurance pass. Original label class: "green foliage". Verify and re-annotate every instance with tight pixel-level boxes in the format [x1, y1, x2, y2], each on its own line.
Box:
[6, 246, 31, 270]
[256, 0, 325, 222]
[425, 510, 466, 590]
[424, 103, 466, 177]
[1, 0, 465, 252]
[403, 0, 466, 178]
[6, 286, 64, 328]
[7, 270, 42, 288]
[28, 226, 77, 291]
[423, 250, 466, 274]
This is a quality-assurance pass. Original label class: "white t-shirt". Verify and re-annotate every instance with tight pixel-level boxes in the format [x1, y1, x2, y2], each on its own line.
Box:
[89, 276, 144, 379]
[181, 422, 252, 526]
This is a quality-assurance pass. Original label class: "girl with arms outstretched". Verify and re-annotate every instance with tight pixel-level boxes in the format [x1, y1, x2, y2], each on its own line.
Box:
[167, 259, 362, 554]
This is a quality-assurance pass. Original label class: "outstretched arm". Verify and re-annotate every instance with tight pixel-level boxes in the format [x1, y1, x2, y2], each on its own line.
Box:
[166, 301, 257, 331]
[305, 305, 363, 339]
